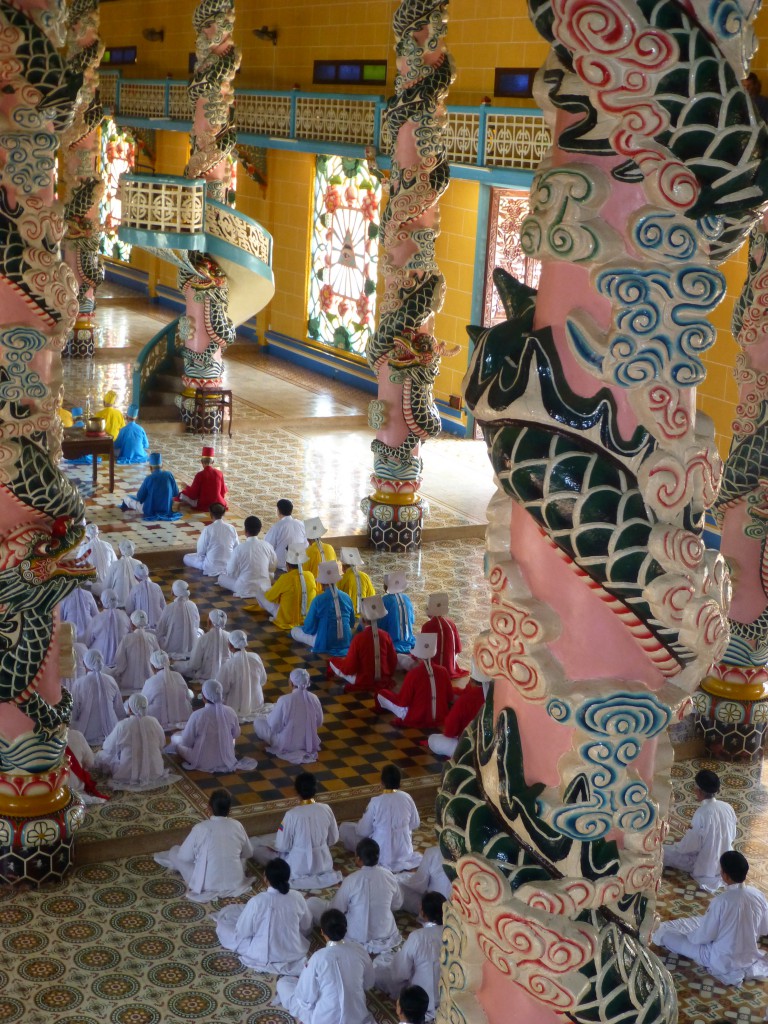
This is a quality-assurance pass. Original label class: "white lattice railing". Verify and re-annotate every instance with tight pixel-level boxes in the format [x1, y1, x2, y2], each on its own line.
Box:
[445, 111, 480, 164]
[119, 81, 166, 119]
[484, 112, 551, 170]
[119, 176, 206, 234]
[295, 97, 377, 146]
[235, 94, 291, 137]
[168, 83, 194, 121]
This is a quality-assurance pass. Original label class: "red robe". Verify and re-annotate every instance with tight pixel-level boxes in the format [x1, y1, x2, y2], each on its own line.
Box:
[180, 465, 228, 511]
[329, 625, 397, 692]
[378, 660, 452, 728]
[442, 683, 484, 738]
[422, 615, 464, 678]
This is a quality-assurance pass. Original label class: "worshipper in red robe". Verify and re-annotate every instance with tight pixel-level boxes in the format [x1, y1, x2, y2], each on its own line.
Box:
[427, 659, 492, 758]
[178, 446, 228, 511]
[421, 592, 465, 679]
[328, 595, 397, 693]
[376, 633, 452, 728]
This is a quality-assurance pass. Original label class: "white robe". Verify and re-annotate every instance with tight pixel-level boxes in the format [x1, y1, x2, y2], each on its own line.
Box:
[105, 555, 142, 607]
[374, 922, 442, 1019]
[663, 797, 738, 891]
[126, 578, 166, 629]
[87, 607, 131, 666]
[214, 886, 312, 974]
[219, 650, 266, 720]
[112, 628, 161, 694]
[654, 883, 768, 985]
[66, 727, 102, 803]
[275, 940, 375, 1024]
[84, 535, 117, 587]
[251, 801, 342, 889]
[252, 688, 322, 765]
[95, 714, 177, 790]
[60, 587, 99, 644]
[398, 845, 452, 914]
[218, 536, 277, 598]
[157, 596, 201, 659]
[70, 670, 125, 745]
[178, 626, 231, 680]
[173, 702, 256, 772]
[184, 519, 238, 576]
[264, 516, 307, 571]
[308, 865, 402, 954]
[154, 816, 253, 902]
[62, 641, 88, 690]
[142, 668, 193, 730]
[340, 791, 421, 872]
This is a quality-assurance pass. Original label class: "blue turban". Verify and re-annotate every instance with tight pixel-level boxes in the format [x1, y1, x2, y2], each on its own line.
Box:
[148, 452, 162, 466]
[71, 407, 84, 417]
[127, 404, 139, 418]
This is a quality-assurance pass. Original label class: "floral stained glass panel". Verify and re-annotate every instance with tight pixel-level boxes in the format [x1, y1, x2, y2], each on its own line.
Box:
[99, 118, 136, 261]
[307, 155, 380, 355]
[483, 188, 541, 327]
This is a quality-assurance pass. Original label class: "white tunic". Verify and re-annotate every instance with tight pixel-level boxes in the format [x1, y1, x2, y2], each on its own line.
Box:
[84, 535, 116, 584]
[70, 670, 125, 745]
[154, 816, 253, 902]
[273, 802, 342, 889]
[60, 587, 99, 643]
[264, 516, 307, 571]
[157, 596, 201, 658]
[193, 519, 238, 575]
[105, 555, 142, 607]
[112, 628, 161, 694]
[220, 536, 277, 597]
[252, 688, 322, 765]
[87, 607, 131, 666]
[179, 626, 231, 680]
[347, 791, 421, 872]
[175, 702, 241, 772]
[375, 922, 442, 1019]
[663, 797, 738, 890]
[214, 886, 312, 974]
[95, 714, 174, 790]
[276, 940, 375, 1024]
[126, 578, 166, 629]
[142, 668, 193, 729]
[326, 865, 402, 953]
[219, 650, 266, 720]
[398, 845, 452, 914]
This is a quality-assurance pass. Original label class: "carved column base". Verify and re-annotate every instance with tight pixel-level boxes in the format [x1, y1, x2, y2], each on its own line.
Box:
[63, 317, 95, 359]
[361, 493, 425, 551]
[176, 394, 223, 434]
[694, 675, 768, 762]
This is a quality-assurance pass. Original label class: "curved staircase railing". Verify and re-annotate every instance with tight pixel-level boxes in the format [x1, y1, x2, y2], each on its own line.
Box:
[131, 316, 181, 408]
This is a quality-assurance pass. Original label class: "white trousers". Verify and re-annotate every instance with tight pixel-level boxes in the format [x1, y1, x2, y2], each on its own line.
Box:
[252, 717, 273, 744]
[183, 553, 204, 570]
[377, 693, 408, 719]
[250, 832, 278, 864]
[178, 493, 197, 507]
[428, 733, 458, 758]
[329, 662, 355, 684]
[338, 821, 362, 853]
[396, 652, 417, 671]
[123, 496, 143, 512]
[252, 590, 279, 616]
[291, 627, 315, 647]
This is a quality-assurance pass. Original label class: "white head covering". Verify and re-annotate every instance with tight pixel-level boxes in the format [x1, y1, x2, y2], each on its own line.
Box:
[340, 547, 364, 566]
[85, 523, 99, 539]
[304, 516, 326, 539]
[384, 571, 407, 594]
[84, 648, 104, 671]
[286, 545, 308, 565]
[126, 692, 148, 716]
[413, 633, 438, 660]
[150, 649, 170, 670]
[203, 679, 224, 703]
[317, 561, 342, 585]
[209, 609, 227, 628]
[172, 580, 189, 598]
[101, 588, 118, 609]
[130, 609, 148, 628]
[134, 562, 149, 581]
[119, 539, 136, 558]
[362, 595, 386, 620]
[290, 668, 311, 689]
[229, 630, 248, 650]
[427, 592, 449, 617]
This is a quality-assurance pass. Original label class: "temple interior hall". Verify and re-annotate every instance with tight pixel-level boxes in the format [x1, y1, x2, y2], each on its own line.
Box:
[4, 0, 768, 1022]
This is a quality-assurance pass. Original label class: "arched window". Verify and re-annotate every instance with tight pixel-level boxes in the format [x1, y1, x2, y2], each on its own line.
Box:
[100, 118, 136, 261]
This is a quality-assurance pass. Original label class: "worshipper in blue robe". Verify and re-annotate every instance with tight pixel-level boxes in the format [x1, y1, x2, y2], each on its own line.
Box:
[63, 407, 92, 464]
[291, 561, 355, 656]
[121, 452, 182, 520]
[381, 572, 416, 665]
[114, 404, 150, 464]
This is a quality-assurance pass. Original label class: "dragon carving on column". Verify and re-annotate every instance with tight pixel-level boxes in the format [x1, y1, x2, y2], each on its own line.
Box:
[362, 0, 458, 551]
[0, 0, 95, 883]
[436, 0, 768, 1021]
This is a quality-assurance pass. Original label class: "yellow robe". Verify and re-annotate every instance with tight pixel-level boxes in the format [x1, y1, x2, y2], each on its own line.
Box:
[264, 568, 317, 630]
[95, 405, 126, 440]
[338, 566, 375, 616]
[58, 407, 74, 428]
[306, 540, 336, 579]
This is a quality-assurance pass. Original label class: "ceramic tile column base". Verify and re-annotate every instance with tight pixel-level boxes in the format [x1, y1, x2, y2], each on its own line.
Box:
[176, 395, 223, 435]
[694, 676, 768, 762]
[362, 495, 425, 552]
[63, 318, 95, 359]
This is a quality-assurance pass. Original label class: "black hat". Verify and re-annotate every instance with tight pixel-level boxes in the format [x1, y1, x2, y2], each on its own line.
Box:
[694, 769, 720, 795]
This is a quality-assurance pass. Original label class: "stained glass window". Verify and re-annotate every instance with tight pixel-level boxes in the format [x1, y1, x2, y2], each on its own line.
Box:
[307, 155, 380, 355]
[483, 188, 541, 327]
[99, 118, 136, 261]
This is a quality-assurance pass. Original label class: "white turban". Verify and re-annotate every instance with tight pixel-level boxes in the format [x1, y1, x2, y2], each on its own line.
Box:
[130, 609, 148, 628]
[202, 679, 224, 703]
[172, 580, 189, 598]
[85, 523, 99, 539]
[209, 609, 227, 628]
[134, 562, 149, 581]
[119, 539, 135, 557]
[290, 668, 310, 689]
[150, 649, 170, 670]
[125, 693, 148, 716]
[229, 630, 247, 650]
[84, 649, 104, 671]
[101, 588, 118, 609]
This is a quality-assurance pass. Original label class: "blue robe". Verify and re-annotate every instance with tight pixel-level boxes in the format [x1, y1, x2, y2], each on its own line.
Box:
[115, 421, 149, 464]
[133, 469, 182, 521]
[64, 420, 92, 465]
[381, 593, 416, 653]
[302, 585, 355, 656]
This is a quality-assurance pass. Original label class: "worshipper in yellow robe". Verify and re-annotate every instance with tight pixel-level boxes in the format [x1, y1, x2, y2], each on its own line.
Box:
[58, 404, 74, 427]
[338, 547, 375, 619]
[304, 517, 336, 584]
[252, 546, 317, 630]
[95, 389, 126, 440]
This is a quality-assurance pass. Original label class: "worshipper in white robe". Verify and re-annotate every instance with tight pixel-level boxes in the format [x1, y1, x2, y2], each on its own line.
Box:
[60, 586, 99, 644]
[252, 668, 322, 765]
[125, 562, 166, 629]
[169, 679, 258, 772]
[275, 909, 375, 1024]
[397, 985, 431, 1024]
[87, 589, 131, 667]
[81, 523, 116, 596]
[95, 693, 179, 791]
[156, 580, 201, 659]
[142, 650, 194, 730]
[340, 764, 422, 872]
[218, 515, 277, 598]
[219, 630, 266, 721]
[112, 610, 161, 695]
[307, 838, 402, 954]
[66, 727, 109, 805]
[663, 768, 738, 891]
[154, 788, 254, 902]
[398, 845, 452, 913]
[177, 608, 231, 680]
[70, 649, 125, 744]
[654, 850, 768, 985]
[183, 502, 238, 576]
[62, 639, 88, 691]
[213, 857, 313, 975]
[374, 892, 445, 1020]
[250, 771, 342, 888]
[104, 538, 142, 607]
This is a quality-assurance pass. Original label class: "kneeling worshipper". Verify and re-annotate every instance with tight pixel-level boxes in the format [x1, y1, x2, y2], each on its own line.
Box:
[114, 404, 149, 464]
[381, 571, 417, 669]
[155, 787, 254, 902]
[81, 523, 116, 596]
[398, 845, 452, 913]
[303, 516, 336, 581]
[70, 649, 125, 745]
[95, 693, 179, 791]
[95, 388, 126, 440]
[66, 727, 110, 804]
[157, 580, 201, 659]
[254, 545, 316, 629]
[397, 986, 431, 1024]
[179, 446, 228, 511]
[125, 562, 166, 628]
[422, 592, 465, 679]
[142, 650, 194, 730]
[290, 560, 355, 656]
[377, 633, 452, 729]
[104, 538, 142, 607]
[121, 452, 182, 520]
[178, 608, 231, 680]
[112, 609, 161, 695]
[250, 771, 342, 889]
[87, 588, 130, 666]
[654, 850, 768, 985]
[328, 594, 397, 693]
[340, 763, 421, 872]
[275, 908, 375, 1024]
[213, 857, 313, 975]
[183, 502, 238, 576]
[169, 679, 258, 772]
[307, 838, 402, 954]
[252, 668, 322, 765]
[663, 768, 737, 892]
[219, 630, 266, 721]
[427, 658, 492, 759]
[338, 546, 375, 619]
[61, 630, 88, 692]
[218, 515, 277, 599]
[375, 892, 445, 1021]
[60, 584, 99, 644]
